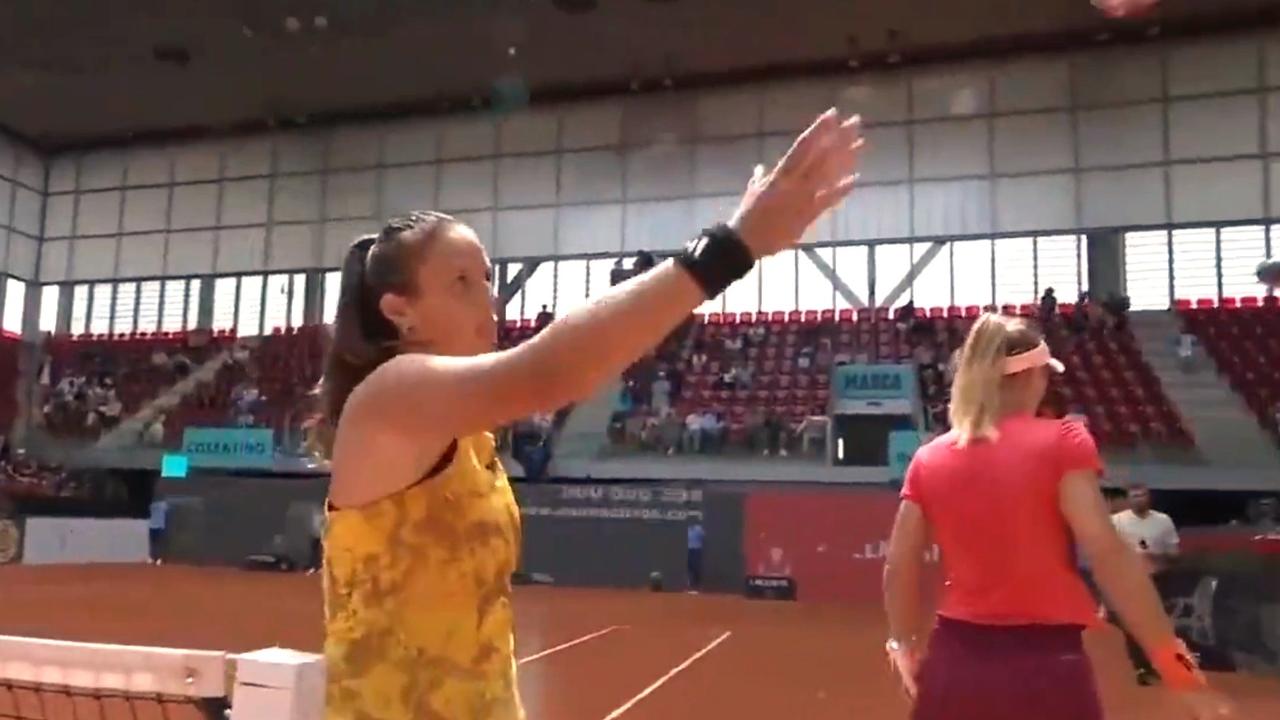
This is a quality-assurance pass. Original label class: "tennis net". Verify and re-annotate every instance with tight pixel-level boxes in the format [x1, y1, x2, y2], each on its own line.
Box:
[0, 634, 322, 720]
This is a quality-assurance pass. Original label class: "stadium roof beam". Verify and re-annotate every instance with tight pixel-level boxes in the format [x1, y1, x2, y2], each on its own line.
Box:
[801, 248, 865, 309]
[878, 240, 946, 308]
[499, 261, 542, 306]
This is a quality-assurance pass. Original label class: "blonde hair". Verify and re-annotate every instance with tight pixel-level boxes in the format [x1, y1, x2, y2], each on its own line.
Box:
[948, 314, 1042, 446]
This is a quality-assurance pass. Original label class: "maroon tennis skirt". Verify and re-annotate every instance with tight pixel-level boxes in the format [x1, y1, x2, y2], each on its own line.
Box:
[912, 616, 1103, 720]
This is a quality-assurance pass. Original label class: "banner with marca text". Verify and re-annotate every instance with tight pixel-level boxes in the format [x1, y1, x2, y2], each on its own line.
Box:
[743, 490, 939, 604]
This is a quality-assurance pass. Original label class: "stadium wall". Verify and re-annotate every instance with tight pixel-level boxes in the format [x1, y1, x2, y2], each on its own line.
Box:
[27, 29, 1280, 292]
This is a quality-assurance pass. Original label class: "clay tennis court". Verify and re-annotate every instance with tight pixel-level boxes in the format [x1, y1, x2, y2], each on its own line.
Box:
[1, 564, 1278, 719]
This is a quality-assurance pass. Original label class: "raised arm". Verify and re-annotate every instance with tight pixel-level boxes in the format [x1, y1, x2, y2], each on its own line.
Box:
[348, 111, 862, 445]
[1060, 472, 1231, 719]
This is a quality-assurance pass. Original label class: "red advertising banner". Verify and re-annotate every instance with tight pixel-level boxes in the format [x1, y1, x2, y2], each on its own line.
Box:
[744, 489, 921, 604]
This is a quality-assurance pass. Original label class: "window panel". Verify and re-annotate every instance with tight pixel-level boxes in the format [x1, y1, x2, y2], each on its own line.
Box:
[2, 279, 25, 335]
[263, 273, 290, 333]
[322, 270, 341, 325]
[760, 250, 798, 313]
[1171, 228, 1216, 303]
[520, 263, 555, 321]
[290, 273, 307, 327]
[237, 275, 265, 336]
[137, 281, 162, 333]
[160, 280, 187, 332]
[112, 281, 137, 334]
[833, 245, 870, 310]
[89, 283, 113, 335]
[587, 259, 615, 301]
[212, 277, 239, 331]
[185, 279, 201, 330]
[554, 259, 589, 315]
[1035, 235, 1083, 303]
[1219, 225, 1266, 300]
[70, 284, 90, 335]
[38, 285, 59, 334]
[994, 237, 1035, 306]
[1123, 230, 1171, 310]
[873, 242, 912, 307]
[952, 238, 994, 307]
[912, 242, 951, 310]
[797, 247, 835, 312]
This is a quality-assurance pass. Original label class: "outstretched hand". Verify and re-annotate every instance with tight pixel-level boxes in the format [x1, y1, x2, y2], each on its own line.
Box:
[729, 109, 863, 260]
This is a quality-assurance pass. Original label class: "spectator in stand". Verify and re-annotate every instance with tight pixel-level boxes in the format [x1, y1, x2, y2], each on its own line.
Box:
[633, 250, 656, 274]
[657, 409, 683, 456]
[700, 411, 724, 453]
[98, 388, 123, 430]
[666, 365, 684, 404]
[684, 411, 704, 453]
[1103, 293, 1131, 332]
[733, 363, 753, 390]
[1177, 332, 1197, 373]
[752, 408, 786, 457]
[747, 323, 767, 345]
[723, 332, 743, 357]
[690, 343, 708, 371]
[609, 257, 628, 287]
[797, 346, 814, 370]
[815, 338, 834, 369]
[651, 371, 672, 416]
[1039, 287, 1058, 324]
[149, 497, 169, 565]
[534, 305, 554, 332]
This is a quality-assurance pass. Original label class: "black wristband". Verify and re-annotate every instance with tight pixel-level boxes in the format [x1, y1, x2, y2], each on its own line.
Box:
[675, 223, 756, 300]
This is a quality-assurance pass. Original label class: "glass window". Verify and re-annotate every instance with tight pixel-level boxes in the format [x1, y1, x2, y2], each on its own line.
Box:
[237, 275, 265, 336]
[1219, 225, 1266, 301]
[993, 237, 1035, 306]
[112, 281, 138, 334]
[69, 284, 90, 335]
[1123, 230, 1171, 310]
[322, 270, 341, 324]
[872, 242, 912, 307]
[136, 281, 162, 332]
[290, 273, 307, 327]
[38, 285, 59, 334]
[520, 263, 555, 321]
[952, 239, 993, 307]
[89, 283, 113, 335]
[723, 263, 761, 315]
[760, 250, 798, 313]
[912, 241, 951, 311]
[1035, 235, 1083, 303]
[211, 277, 238, 331]
[186, 279, 201, 330]
[263, 274, 291, 333]
[797, 247, 835, 312]
[1171, 228, 1216, 304]
[833, 245, 870, 310]
[586, 259, 615, 302]
[554, 260, 588, 315]
[160, 280, 186, 332]
[2, 278, 25, 335]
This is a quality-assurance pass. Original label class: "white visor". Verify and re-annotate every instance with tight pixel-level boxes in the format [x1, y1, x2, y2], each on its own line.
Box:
[1002, 341, 1064, 375]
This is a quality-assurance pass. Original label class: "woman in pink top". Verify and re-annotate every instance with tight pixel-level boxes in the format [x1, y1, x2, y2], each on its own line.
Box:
[883, 314, 1229, 720]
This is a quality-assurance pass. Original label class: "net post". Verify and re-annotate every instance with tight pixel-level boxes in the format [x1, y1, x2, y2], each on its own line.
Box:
[229, 648, 325, 720]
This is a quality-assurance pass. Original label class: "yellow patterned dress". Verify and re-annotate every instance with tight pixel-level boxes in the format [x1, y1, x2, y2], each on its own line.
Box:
[323, 433, 524, 720]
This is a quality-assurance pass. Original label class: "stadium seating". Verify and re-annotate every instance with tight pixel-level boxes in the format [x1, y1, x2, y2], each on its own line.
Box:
[610, 304, 1191, 454]
[1175, 296, 1280, 443]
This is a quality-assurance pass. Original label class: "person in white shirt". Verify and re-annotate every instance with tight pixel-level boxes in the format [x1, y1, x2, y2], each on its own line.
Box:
[699, 411, 723, 452]
[1110, 483, 1180, 685]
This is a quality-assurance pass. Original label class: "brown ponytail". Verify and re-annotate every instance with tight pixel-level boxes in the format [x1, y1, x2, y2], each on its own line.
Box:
[315, 211, 458, 457]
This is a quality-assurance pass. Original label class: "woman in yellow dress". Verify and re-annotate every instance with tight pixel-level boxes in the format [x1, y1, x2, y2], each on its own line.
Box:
[316, 109, 864, 720]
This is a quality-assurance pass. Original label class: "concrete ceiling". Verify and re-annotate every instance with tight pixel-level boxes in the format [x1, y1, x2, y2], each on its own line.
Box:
[1, 0, 1277, 150]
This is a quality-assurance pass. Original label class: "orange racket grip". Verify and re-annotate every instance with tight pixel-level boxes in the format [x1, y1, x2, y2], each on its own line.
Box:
[1150, 638, 1207, 692]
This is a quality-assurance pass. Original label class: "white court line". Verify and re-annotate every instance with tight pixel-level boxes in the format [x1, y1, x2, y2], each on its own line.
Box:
[517, 625, 627, 665]
[599, 631, 733, 720]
